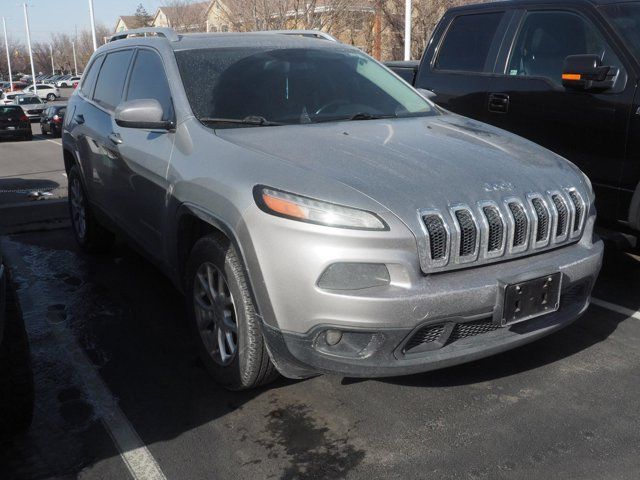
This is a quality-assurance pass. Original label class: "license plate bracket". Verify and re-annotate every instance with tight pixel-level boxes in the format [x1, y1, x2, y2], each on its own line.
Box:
[501, 273, 562, 326]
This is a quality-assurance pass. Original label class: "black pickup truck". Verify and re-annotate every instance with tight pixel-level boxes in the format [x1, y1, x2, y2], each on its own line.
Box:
[387, 0, 640, 236]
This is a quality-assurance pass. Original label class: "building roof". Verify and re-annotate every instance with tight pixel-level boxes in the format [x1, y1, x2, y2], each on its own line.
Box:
[450, 0, 633, 13]
[156, 2, 210, 26]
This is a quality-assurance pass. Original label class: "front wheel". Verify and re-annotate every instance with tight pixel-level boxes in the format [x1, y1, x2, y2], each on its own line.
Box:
[186, 235, 279, 390]
[67, 164, 114, 253]
[46, 93, 56, 101]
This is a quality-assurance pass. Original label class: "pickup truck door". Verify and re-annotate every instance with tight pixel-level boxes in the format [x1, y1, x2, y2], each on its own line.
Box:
[485, 8, 634, 222]
[414, 9, 514, 123]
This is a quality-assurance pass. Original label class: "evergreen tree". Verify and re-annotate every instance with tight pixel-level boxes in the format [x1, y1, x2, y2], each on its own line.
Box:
[134, 4, 153, 27]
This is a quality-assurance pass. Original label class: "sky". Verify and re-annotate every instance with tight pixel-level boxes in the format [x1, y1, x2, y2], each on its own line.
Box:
[2, 0, 165, 43]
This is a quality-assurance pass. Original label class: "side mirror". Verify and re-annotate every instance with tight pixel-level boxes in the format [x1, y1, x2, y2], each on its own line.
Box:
[416, 88, 437, 100]
[114, 99, 173, 130]
[562, 54, 617, 91]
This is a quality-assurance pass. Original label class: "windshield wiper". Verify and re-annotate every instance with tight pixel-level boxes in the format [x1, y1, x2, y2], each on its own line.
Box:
[349, 112, 397, 121]
[199, 115, 283, 127]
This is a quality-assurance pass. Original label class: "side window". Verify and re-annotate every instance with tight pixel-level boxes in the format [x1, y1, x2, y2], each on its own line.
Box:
[436, 13, 504, 72]
[125, 49, 174, 121]
[81, 55, 104, 98]
[93, 50, 134, 111]
[507, 11, 623, 85]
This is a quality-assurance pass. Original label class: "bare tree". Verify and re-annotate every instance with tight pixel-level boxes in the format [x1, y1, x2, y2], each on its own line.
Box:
[160, 1, 209, 32]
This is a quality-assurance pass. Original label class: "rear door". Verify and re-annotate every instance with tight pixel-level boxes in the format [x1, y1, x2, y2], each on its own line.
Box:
[486, 6, 635, 222]
[415, 8, 513, 122]
[76, 49, 134, 218]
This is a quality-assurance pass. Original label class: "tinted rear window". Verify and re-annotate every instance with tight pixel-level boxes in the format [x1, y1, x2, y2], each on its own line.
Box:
[93, 50, 133, 110]
[0, 106, 22, 117]
[436, 13, 504, 72]
[81, 55, 104, 98]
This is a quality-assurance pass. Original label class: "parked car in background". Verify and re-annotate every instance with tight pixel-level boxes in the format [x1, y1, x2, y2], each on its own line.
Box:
[23, 84, 60, 101]
[57, 76, 81, 88]
[0, 105, 32, 141]
[386, 0, 640, 239]
[40, 104, 66, 137]
[0, 250, 34, 438]
[1, 82, 27, 93]
[0, 92, 19, 105]
[12, 94, 46, 120]
[64, 28, 602, 390]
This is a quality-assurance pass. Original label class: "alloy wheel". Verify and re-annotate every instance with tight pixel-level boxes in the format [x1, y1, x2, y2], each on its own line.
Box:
[193, 262, 238, 365]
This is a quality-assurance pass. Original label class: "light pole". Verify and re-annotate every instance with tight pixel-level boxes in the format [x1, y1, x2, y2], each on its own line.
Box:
[23, 3, 37, 95]
[72, 41, 78, 75]
[2, 16, 13, 92]
[88, 0, 97, 51]
[404, 0, 412, 61]
[49, 44, 54, 75]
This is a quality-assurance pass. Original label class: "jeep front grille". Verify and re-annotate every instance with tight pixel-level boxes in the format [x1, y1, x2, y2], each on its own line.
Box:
[508, 202, 528, 247]
[420, 187, 588, 273]
[483, 206, 503, 252]
[552, 194, 568, 237]
[455, 209, 477, 257]
[423, 214, 447, 260]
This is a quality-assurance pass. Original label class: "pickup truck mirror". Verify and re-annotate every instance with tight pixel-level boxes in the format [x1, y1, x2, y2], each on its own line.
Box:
[562, 54, 617, 92]
[114, 99, 173, 130]
[416, 88, 437, 100]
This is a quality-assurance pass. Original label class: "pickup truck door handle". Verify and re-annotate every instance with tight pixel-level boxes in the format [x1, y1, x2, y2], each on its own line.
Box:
[108, 133, 123, 145]
[73, 114, 85, 124]
[488, 93, 510, 113]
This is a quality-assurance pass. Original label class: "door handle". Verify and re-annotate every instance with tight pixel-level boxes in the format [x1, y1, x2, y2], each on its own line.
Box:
[73, 113, 85, 124]
[108, 132, 123, 145]
[488, 93, 510, 113]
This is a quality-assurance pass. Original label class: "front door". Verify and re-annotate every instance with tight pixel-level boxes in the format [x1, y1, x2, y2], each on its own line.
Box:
[486, 8, 634, 223]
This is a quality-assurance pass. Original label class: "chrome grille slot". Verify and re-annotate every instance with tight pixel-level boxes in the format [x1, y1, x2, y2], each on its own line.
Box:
[455, 209, 477, 257]
[483, 206, 504, 252]
[568, 190, 584, 233]
[508, 202, 528, 247]
[531, 197, 550, 243]
[417, 185, 587, 273]
[423, 215, 447, 260]
[552, 194, 568, 238]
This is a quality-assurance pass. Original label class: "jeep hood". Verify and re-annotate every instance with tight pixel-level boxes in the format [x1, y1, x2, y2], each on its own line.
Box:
[216, 113, 585, 222]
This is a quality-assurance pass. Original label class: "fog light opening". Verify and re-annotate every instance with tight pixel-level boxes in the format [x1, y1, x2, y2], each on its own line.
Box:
[325, 329, 343, 346]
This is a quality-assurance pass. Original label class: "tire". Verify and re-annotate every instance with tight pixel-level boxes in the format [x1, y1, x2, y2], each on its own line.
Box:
[46, 93, 56, 101]
[0, 271, 34, 438]
[52, 126, 61, 138]
[186, 235, 279, 390]
[67, 164, 115, 253]
[23, 132, 33, 141]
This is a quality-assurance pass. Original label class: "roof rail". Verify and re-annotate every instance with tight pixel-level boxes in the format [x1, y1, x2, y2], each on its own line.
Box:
[256, 30, 339, 42]
[108, 27, 179, 43]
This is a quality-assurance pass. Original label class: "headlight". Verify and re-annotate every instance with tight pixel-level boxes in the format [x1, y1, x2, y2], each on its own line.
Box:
[255, 186, 388, 230]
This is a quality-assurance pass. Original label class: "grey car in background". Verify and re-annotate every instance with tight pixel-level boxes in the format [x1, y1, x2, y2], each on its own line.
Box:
[62, 28, 603, 390]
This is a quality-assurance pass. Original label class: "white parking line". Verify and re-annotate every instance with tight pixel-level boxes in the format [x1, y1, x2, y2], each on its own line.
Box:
[44, 138, 62, 146]
[53, 325, 168, 480]
[591, 297, 640, 320]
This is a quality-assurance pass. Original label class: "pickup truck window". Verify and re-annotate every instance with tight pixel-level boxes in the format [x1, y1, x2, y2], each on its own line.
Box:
[436, 12, 504, 73]
[507, 11, 621, 86]
[603, 3, 640, 60]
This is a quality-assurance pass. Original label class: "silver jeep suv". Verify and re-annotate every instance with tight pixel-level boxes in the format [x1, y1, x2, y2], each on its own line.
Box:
[62, 28, 603, 389]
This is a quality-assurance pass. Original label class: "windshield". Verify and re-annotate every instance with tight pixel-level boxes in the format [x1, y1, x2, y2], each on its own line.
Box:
[175, 47, 435, 127]
[603, 2, 640, 59]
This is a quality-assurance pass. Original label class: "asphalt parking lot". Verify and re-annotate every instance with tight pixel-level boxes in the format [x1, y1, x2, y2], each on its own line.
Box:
[1, 102, 640, 479]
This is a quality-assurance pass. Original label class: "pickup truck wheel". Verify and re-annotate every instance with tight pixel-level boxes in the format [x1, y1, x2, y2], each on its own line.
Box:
[186, 235, 279, 390]
[0, 272, 34, 438]
[68, 164, 115, 253]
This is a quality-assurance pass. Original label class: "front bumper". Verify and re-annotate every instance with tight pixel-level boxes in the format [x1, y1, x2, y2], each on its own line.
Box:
[250, 210, 603, 377]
